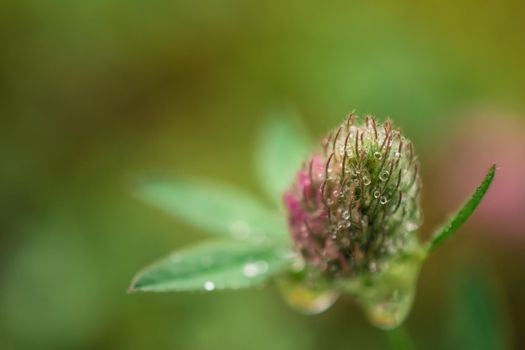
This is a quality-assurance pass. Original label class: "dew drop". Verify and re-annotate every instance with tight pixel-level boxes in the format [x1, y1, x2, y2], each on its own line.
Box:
[342, 210, 351, 220]
[374, 151, 382, 160]
[379, 170, 389, 182]
[203, 281, 215, 291]
[243, 261, 269, 278]
[373, 190, 381, 199]
[363, 176, 371, 186]
[380, 196, 389, 205]
[336, 144, 345, 156]
[278, 278, 340, 315]
[394, 151, 401, 158]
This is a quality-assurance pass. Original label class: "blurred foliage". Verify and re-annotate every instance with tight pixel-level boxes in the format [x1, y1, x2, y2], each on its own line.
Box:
[1, 0, 524, 349]
[446, 269, 510, 350]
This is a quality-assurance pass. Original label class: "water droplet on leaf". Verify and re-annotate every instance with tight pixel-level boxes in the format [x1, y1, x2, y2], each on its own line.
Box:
[242, 261, 269, 278]
[203, 281, 215, 291]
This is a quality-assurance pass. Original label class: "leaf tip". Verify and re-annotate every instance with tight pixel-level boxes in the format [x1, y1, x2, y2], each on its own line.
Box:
[426, 163, 497, 253]
[127, 270, 148, 294]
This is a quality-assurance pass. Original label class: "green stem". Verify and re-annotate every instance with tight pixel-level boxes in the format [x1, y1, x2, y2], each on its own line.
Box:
[384, 325, 415, 350]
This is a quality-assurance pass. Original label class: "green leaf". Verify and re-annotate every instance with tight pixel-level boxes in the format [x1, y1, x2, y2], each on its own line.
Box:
[446, 270, 509, 350]
[135, 178, 287, 241]
[426, 164, 496, 253]
[129, 241, 292, 292]
[256, 108, 312, 207]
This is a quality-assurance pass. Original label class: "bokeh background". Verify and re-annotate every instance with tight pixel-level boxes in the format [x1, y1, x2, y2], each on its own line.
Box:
[1, 1, 524, 349]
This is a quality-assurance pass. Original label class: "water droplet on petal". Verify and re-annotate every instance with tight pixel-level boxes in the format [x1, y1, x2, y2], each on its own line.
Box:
[379, 170, 389, 182]
[203, 281, 215, 291]
[374, 151, 382, 160]
[380, 196, 388, 205]
[342, 210, 350, 220]
[363, 176, 371, 186]
[373, 190, 381, 199]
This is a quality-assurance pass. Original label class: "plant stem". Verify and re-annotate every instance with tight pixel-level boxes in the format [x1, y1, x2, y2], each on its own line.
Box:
[384, 325, 415, 350]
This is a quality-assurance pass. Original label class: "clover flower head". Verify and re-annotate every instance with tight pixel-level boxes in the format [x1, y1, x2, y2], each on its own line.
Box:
[284, 114, 422, 277]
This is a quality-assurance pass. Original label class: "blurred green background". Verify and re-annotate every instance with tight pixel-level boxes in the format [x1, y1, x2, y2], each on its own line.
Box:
[1, 0, 524, 349]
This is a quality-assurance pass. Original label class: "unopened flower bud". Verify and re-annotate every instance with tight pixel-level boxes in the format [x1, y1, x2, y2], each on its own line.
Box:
[284, 114, 422, 278]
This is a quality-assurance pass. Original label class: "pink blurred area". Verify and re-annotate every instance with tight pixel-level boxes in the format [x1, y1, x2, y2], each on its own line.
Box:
[434, 108, 525, 241]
